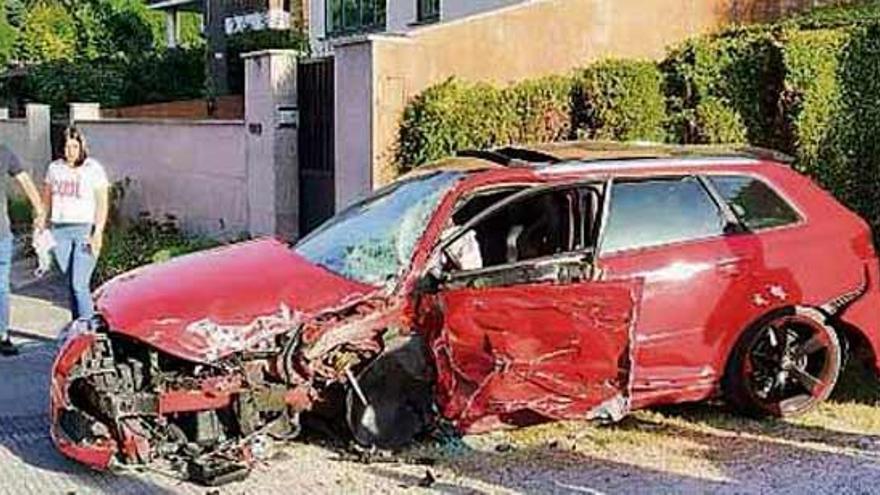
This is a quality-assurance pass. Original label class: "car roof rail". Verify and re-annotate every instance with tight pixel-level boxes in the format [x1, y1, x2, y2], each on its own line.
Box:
[456, 147, 561, 166]
[455, 149, 527, 167]
[492, 147, 562, 164]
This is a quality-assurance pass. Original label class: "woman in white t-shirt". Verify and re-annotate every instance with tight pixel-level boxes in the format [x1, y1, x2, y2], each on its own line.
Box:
[40, 127, 110, 324]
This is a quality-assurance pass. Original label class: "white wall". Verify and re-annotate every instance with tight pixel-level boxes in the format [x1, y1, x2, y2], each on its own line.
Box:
[309, 0, 529, 54]
[0, 119, 29, 171]
[78, 120, 249, 238]
[334, 41, 374, 210]
[0, 104, 51, 184]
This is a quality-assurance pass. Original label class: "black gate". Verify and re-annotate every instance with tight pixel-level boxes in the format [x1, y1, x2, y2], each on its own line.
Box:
[297, 57, 335, 236]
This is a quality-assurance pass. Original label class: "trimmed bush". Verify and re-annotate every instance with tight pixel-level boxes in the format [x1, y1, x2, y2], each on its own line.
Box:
[693, 97, 748, 144]
[836, 23, 880, 234]
[572, 59, 666, 142]
[663, 29, 783, 147]
[780, 28, 850, 193]
[397, 60, 668, 171]
[397, 78, 516, 170]
[506, 75, 574, 144]
[783, 1, 880, 29]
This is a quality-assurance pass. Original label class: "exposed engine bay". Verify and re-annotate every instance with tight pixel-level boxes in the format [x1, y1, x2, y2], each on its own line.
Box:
[56, 330, 300, 485]
[51, 299, 411, 487]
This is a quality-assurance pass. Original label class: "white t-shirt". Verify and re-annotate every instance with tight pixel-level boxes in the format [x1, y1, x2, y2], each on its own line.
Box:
[45, 158, 110, 224]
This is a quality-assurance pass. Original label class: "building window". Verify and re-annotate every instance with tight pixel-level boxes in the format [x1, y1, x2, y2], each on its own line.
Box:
[417, 0, 439, 23]
[326, 0, 386, 37]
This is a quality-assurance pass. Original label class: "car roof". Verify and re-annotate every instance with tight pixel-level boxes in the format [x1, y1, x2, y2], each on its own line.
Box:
[403, 141, 793, 189]
[403, 141, 794, 180]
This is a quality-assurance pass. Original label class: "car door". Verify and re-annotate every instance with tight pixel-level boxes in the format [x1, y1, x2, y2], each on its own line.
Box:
[423, 184, 642, 433]
[596, 175, 761, 404]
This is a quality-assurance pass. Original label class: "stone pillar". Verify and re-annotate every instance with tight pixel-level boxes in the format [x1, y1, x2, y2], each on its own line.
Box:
[243, 49, 300, 240]
[25, 104, 51, 181]
[69, 103, 101, 123]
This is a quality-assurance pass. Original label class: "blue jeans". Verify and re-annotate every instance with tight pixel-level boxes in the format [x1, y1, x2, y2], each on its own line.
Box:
[52, 224, 96, 321]
[0, 235, 12, 340]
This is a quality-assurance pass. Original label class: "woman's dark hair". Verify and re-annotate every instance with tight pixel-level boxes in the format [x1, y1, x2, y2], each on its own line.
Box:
[64, 126, 88, 167]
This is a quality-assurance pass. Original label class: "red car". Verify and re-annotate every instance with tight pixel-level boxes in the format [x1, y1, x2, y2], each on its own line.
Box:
[50, 143, 880, 485]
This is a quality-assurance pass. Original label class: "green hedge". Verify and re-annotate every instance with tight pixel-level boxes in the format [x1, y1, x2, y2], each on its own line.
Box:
[836, 24, 880, 234]
[397, 60, 666, 171]
[572, 60, 666, 142]
[18, 48, 205, 111]
[662, 29, 782, 146]
[397, 79, 516, 170]
[780, 28, 850, 194]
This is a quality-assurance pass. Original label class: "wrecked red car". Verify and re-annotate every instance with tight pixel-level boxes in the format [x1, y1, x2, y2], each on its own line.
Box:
[50, 142, 880, 484]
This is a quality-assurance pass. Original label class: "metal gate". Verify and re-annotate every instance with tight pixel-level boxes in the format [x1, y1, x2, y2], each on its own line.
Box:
[297, 57, 335, 236]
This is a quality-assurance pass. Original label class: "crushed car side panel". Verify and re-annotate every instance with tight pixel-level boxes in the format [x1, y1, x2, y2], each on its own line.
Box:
[430, 280, 641, 433]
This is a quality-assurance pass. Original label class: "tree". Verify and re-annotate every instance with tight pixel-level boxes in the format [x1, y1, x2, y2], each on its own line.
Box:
[0, 1, 18, 65]
[17, 1, 78, 63]
[16, 0, 165, 63]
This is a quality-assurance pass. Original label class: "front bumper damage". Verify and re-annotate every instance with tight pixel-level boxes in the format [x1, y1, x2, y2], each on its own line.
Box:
[49, 296, 395, 486]
[50, 325, 303, 485]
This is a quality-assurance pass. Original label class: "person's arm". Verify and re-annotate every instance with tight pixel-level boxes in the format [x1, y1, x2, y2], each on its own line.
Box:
[91, 185, 109, 257]
[14, 172, 46, 229]
[40, 182, 52, 227]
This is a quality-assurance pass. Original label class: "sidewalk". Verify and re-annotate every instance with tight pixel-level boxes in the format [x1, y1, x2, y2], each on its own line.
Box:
[0, 258, 202, 494]
[8, 257, 70, 344]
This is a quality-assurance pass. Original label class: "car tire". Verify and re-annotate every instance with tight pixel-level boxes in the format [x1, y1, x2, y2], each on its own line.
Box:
[345, 337, 434, 449]
[723, 307, 841, 418]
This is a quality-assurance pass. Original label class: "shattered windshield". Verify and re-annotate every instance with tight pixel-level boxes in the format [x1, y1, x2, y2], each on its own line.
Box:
[294, 171, 463, 286]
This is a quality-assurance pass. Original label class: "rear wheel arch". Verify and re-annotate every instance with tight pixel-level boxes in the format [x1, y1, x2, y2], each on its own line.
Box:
[721, 304, 842, 417]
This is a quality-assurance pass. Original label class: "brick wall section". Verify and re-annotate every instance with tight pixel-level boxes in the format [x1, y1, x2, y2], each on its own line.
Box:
[101, 96, 245, 120]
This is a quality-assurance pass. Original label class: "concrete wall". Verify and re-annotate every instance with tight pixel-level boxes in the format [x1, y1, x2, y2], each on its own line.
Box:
[243, 49, 300, 240]
[64, 50, 301, 241]
[0, 104, 51, 184]
[78, 119, 250, 238]
[334, 41, 374, 211]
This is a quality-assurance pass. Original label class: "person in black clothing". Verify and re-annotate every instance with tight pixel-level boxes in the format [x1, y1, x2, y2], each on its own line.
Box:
[0, 145, 47, 355]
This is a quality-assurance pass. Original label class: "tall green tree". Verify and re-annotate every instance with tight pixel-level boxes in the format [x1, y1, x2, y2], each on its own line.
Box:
[16, 0, 166, 63]
[0, 1, 18, 65]
[17, 1, 78, 62]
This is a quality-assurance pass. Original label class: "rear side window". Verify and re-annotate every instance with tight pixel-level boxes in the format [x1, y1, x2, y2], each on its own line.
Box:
[602, 177, 725, 253]
[708, 175, 800, 231]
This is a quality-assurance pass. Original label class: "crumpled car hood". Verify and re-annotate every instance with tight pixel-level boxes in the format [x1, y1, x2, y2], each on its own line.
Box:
[95, 238, 377, 362]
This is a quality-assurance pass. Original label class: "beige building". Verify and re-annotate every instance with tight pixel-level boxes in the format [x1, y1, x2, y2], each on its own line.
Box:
[325, 0, 852, 211]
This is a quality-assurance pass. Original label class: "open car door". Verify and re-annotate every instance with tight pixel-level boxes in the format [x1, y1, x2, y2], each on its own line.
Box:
[430, 260, 642, 433]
